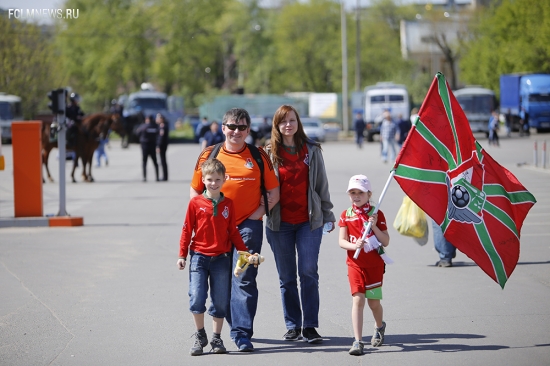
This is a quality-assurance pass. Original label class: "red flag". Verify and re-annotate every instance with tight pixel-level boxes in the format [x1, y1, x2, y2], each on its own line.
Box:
[393, 73, 536, 288]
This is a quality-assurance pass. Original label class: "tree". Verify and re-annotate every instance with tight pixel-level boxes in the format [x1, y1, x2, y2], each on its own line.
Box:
[270, 0, 342, 92]
[356, 0, 415, 90]
[56, 0, 154, 111]
[152, 0, 230, 101]
[0, 16, 60, 118]
[460, 0, 550, 95]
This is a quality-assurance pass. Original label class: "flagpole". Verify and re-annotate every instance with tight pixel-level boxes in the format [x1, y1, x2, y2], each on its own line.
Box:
[353, 169, 396, 259]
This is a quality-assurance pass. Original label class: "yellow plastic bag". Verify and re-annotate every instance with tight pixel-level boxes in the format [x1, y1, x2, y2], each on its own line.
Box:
[393, 196, 428, 239]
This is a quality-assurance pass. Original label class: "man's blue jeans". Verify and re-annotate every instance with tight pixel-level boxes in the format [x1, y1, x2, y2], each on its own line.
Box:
[266, 221, 323, 330]
[431, 220, 456, 260]
[228, 219, 264, 341]
[188, 251, 231, 318]
[381, 138, 397, 162]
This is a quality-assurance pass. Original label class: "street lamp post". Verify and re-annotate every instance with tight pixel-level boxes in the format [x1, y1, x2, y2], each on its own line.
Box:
[341, 0, 349, 134]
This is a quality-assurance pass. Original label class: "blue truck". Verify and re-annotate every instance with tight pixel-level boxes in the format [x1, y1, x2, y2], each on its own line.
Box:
[500, 73, 550, 133]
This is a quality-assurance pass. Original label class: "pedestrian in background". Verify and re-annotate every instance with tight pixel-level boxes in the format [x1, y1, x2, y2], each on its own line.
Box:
[196, 116, 210, 146]
[353, 113, 366, 149]
[431, 219, 456, 267]
[488, 110, 500, 147]
[201, 121, 224, 150]
[178, 158, 249, 356]
[95, 132, 109, 167]
[338, 175, 390, 356]
[396, 113, 411, 149]
[156, 113, 169, 181]
[136, 114, 159, 182]
[379, 110, 397, 163]
[264, 104, 335, 344]
[409, 107, 419, 125]
[505, 109, 512, 137]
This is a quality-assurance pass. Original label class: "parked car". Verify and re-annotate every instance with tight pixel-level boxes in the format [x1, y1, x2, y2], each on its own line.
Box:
[301, 117, 326, 142]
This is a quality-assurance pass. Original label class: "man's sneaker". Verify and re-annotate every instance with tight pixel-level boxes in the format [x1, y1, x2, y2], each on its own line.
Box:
[283, 328, 302, 341]
[190, 331, 208, 356]
[349, 340, 364, 355]
[210, 337, 227, 354]
[235, 336, 254, 352]
[371, 321, 386, 347]
[436, 259, 452, 267]
[302, 327, 323, 344]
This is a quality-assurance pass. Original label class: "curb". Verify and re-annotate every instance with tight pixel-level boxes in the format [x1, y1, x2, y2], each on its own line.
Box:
[0, 216, 84, 228]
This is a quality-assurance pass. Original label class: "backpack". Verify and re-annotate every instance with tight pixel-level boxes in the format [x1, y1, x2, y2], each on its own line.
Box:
[208, 142, 269, 217]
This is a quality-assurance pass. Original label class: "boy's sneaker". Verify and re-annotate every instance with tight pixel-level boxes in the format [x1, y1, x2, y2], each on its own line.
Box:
[210, 337, 227, 354]
[302, 327, 323, 344]
[283, 328, 302, 341]
[371, 321, 386, 347]
[190, 331, 208, 356]
[349, 340, 364, 355]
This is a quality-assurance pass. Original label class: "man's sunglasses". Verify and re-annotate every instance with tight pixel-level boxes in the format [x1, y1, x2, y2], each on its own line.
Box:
[223, 124, 248, 131]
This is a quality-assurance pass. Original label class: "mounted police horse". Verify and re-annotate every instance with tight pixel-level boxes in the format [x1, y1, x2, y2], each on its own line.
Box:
[41, 113, 125, 182]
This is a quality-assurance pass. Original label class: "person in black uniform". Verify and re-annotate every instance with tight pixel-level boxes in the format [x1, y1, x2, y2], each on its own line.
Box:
[136, 115, 159, 182]
[156, 113, 169, 181]
[66, 93, 85, 148]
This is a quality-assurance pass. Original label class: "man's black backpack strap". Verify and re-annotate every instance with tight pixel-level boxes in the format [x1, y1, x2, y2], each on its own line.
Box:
[207, 143, 269, 217]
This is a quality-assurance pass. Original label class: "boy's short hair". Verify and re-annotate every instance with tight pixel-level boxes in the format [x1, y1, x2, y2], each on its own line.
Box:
[201, 158, 226, 177]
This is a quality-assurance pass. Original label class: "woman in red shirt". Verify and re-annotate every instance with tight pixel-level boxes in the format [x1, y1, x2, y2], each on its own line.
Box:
[265, 105, 335, 344]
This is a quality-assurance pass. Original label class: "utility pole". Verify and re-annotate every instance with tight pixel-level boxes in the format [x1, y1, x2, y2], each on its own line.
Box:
[48, 88, 68, 216]
[341, 0, 349, 134]
[355, 0, 361, 92]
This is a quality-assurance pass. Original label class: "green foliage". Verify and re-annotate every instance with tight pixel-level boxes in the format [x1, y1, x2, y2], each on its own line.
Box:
[460, 0, 550, 97]
[56, 0, 154, 111]
[269, 0, 342, 92]
[0, 16, 61, 118]
[5, 0, 539, 117]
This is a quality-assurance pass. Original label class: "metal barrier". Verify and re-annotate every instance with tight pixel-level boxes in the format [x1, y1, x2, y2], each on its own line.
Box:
[533, 140, 547, 168]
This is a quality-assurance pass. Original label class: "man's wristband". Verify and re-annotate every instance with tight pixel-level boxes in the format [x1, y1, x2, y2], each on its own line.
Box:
[179, 257, 187, 261]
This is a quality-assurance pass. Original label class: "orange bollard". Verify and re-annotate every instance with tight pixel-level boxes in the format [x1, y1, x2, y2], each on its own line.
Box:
[12, 121, 43, 217]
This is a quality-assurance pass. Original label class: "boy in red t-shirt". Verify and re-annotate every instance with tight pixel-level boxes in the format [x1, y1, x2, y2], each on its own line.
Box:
[177, 158, 248, 356]
[338, 175, 390, 356]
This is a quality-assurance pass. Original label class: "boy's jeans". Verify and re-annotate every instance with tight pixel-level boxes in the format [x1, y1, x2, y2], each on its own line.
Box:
[266, 221, 323, 330]
[188, 251, 231, 318]
[227, 219, 264, 341]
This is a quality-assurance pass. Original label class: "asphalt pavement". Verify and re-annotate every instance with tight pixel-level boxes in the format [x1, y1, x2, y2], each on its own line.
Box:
[1, 132, 549, 366]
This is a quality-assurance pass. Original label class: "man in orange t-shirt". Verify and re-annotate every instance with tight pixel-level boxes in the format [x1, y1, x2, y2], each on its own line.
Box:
[190, 108, 279, 352]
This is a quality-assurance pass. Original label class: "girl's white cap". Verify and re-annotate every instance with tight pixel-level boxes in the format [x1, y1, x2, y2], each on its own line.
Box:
[347, 175, 371, 192]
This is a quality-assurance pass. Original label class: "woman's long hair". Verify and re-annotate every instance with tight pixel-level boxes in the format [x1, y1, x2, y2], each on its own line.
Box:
[269, 105, 320, 166]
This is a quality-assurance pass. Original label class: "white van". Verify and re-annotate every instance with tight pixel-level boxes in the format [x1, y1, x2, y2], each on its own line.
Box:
[0, 93, 23, 143]
[363, 82, 410, 141]
[453, 86, 496, 135]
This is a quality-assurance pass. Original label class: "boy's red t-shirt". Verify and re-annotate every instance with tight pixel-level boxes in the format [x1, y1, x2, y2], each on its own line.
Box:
[179, 194, 247, 258]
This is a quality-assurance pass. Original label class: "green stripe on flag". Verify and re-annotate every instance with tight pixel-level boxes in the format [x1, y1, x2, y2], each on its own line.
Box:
[475, 141, 483, 161]
[437, 73, 462, 166]
[475, 222, 508, 288]
[415, 121, 458, 170]
[483, 201, 519, 237]
[484, 184, 537, 204]
[395, 164, 447, 184]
